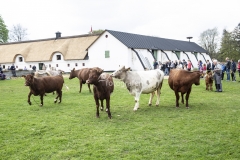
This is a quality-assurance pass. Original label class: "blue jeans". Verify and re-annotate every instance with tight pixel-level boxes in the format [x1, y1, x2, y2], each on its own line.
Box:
[226, 68, 230, 80]
[165, 68, 169, 75]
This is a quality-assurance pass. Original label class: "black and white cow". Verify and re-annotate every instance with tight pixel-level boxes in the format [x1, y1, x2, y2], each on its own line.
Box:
[111, 66, 164, 111]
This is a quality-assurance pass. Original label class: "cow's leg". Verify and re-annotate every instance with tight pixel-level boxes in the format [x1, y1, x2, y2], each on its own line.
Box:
[28, 91, 32, 105]
[174, 91, 180, 107]
[155, 82, 163, 106]
[94, 96, 100, 118]
[79, 80, 82, 93]
[210, 83, 213, 91]
[133, 92, 141, 111]
[181, 93, 184, 104]
[100, 100, 104, 111]
[88, 84, 92, 93]
[40, 94, 44, 106]
[106, 97, 111, 119]
[185, 87, 192, 108]
[148, 92, 154, 106]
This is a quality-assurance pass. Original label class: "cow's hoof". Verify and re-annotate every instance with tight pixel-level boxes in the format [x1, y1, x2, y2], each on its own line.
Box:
[40, 104, 43, 107]
[186, 107, 189, 109]
[155, 104, 159, 107]
[96, 116, 100, 118]
[148, 104, 152, 106]
[176, 106, 179, 108]
[28, 102, 32, 105]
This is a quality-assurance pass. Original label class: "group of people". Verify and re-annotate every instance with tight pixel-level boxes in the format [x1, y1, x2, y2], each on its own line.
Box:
[153, 59, 192, 76]
[0, 65, 6, 80]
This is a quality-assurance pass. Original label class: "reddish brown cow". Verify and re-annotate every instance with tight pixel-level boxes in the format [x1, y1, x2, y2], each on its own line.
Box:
[168, 69, 201, 108]
[86, 68, 114, 119]
[205, 72, 213, 91]
[69, 67, 102, 93]
[23, 74, 64, 106]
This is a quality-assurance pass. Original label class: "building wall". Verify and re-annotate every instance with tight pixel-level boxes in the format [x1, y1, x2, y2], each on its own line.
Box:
[88, 31, 129, 71]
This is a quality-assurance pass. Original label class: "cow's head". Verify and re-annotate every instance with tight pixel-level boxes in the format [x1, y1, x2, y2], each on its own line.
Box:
[22, 74, 34, 86]
[69, 68, 75, 79]
[111, 65, 130, 80]
[86, 68, 103, 84]
[193, 71, 201, 85]
[207, 72, 213, 80]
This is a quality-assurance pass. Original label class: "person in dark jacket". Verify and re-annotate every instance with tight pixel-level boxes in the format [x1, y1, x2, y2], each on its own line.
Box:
[206, 60, 212, 73]
[10, 64, 17, 77]
[231, 59, 236, 81]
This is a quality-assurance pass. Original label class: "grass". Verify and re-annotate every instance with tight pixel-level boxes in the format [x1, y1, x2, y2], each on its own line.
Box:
[0, 75, 240, 159]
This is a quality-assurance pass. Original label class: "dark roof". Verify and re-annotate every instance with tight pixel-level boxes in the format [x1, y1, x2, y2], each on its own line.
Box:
[106, 30, 208, 53]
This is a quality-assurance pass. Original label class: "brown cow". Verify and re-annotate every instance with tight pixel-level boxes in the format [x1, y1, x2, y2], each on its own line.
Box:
[69, 68, 101, 93]
[23, 74, 64, 106]
[86, 68, 114, 119]
[168, 69, 201, 108]
[205, 71, 213, 91]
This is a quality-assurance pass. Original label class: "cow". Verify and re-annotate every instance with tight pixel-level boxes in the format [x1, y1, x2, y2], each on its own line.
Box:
[69, 67, 101, 93]
[205, 71, 213, 91]
[86, 68, 114, 119]
[111, 65, 164, 111]
[168, 69, 201, 108]
[23, 74, 64, 106]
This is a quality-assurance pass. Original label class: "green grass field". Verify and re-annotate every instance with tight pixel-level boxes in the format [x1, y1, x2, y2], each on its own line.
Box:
[0, 75, 239, 159]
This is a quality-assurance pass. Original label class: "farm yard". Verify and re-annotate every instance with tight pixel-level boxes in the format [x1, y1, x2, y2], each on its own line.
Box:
[0, 75, 239, 159]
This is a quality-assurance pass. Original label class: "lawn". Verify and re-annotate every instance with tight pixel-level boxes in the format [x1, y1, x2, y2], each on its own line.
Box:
[0, 75, 239, 160]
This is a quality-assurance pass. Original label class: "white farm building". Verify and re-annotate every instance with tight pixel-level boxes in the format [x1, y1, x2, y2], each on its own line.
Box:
[0, 30, 211, 73]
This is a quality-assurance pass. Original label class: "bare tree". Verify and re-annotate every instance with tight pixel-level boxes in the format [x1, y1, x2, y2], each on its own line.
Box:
[9, 24, 28, 42]
[199, 27, 219, 58]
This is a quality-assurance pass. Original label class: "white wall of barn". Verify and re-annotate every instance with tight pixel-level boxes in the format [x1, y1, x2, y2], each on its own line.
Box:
[88, 31, 129, 71]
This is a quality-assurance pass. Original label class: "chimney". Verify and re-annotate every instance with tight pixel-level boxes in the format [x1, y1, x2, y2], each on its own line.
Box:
[55, 31, 61, 39]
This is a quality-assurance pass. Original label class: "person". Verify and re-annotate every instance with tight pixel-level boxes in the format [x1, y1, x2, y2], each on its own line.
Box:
[206, 60, 212, 73]
[153, 59, 158, 69]
[230, 59, 236, 82]
[225, 57, 231, 81]
[32, 65, 36, 71]
[213, 59, 222, 92]
[182, 59, 187, 69]
[0, 64, 2, 72]
[198, 60, 203, 71]
[237, 59, 240, 79]
[24, 66, 27, 70]
[221, 63, 226, 80]
[165, 61, 169, 75]
[202, 63, 207, 77]
[0, 71, 6, 80]
[187, 60, 192, 71]
[161, 62, 166, 73]
[10, 64, 17, 77]
[170, 61, 175, 70]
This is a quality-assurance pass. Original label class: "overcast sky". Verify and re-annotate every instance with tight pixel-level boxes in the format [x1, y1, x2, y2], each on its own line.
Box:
[0, 0, 239, 43]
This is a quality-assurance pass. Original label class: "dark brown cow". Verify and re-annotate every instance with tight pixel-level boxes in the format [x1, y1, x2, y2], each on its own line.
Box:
[168, 69, 201, 108]
[23, 74, 64, 106]
[86, 68, 114, 119]
[69, 67, 101, 93]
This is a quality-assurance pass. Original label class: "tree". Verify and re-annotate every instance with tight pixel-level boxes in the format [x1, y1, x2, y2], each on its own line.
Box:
[0, 15, 9, 43]
[199, 27, 219, 58]
[218, 23, 240, 61]
[9, 24, 28, 42]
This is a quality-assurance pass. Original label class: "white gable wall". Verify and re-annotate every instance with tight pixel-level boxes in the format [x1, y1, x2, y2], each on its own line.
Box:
[88, 31, 129, 71]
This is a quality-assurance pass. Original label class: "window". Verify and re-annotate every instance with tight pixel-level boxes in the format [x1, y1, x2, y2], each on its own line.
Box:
[67, 64, 70, 67]
[56, 64, 58, 67]
[75, 63, 78, 67]
[56, 55, 61, 60]
[19, 57, 23, 62]
[82, 63, 85, 66]
[175, 51, 180, 59]
[3, 65, 5, 69]
[49, 64, 51, 68]
[105, 51, 110, 58]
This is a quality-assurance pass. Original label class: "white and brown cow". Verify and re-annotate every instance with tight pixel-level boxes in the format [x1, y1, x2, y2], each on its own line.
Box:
[111, 66, 164, 111]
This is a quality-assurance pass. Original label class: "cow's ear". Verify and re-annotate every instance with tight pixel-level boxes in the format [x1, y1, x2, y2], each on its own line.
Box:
[125, 67, 130, 71]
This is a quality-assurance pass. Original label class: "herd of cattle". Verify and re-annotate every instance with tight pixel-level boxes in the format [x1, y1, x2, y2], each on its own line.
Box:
[22, 66, 202, 119]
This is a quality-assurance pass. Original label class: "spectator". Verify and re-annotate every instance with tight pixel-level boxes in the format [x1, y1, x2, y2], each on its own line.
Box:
[165, 61, 170, 75]
[10, 64, 17, 77]
[202, 63, 207, 77]
[182, 59, 187, 69]
[161, 62, 166, 73]
[187, 60, 192, 71]
[206, 60, 212, 73]
[221, 63, 226, 80]
[225, 57, 231, 81]
[213, 59, 222, 92]
[237, 59, 240, 80]
[153, 59, 158, 69]
[231, 59, 236, 82]
[0, 64, 2, 72]
[0, 71, 6, 80]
